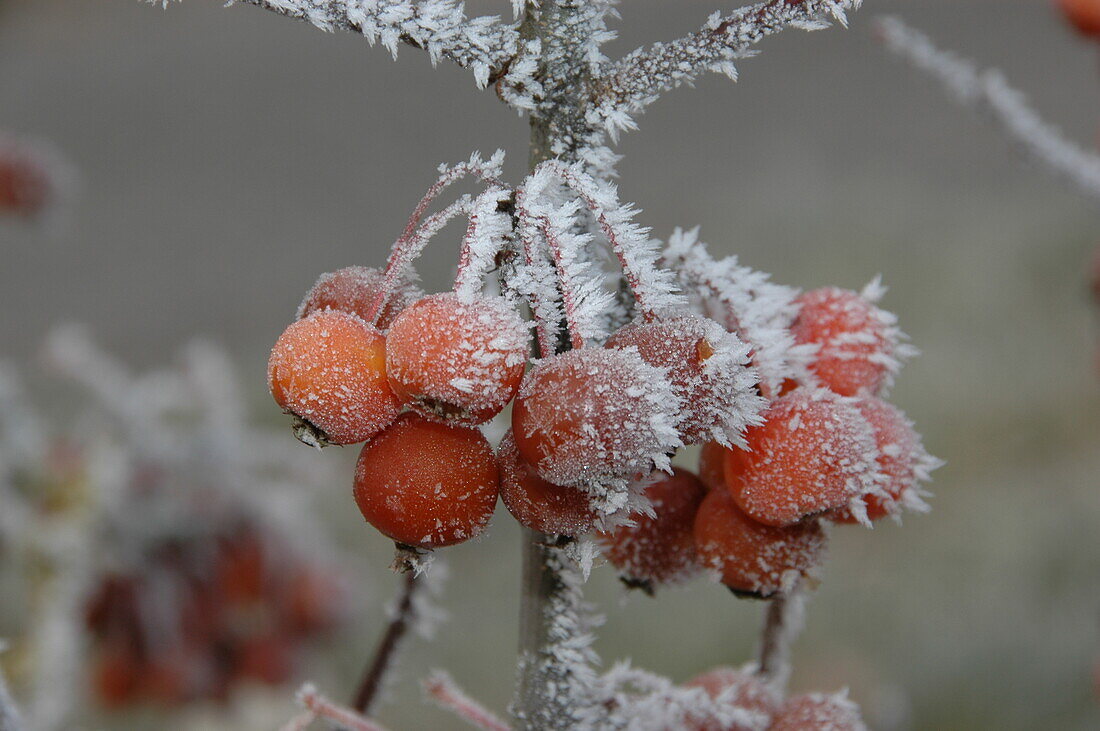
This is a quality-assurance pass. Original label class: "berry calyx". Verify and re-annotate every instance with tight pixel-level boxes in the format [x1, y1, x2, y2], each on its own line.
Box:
[297, 265, 422, 331]
[791, 286, 901, 397]
[683, 666, 779, 731]
[725, 389, 880, 527]
[353, 414, 499, 548]
[694, 487, 826, 598]
[267, 310, 401, 445]
[605, 312, 762, 446]
[1058, 0, 1100, 38]
[498, 429, 595, 536]
[598, 468, 707, 591]
[769, 691, 867, 731]
[511, 348, 682, 497]
[385, 292, 528, 425]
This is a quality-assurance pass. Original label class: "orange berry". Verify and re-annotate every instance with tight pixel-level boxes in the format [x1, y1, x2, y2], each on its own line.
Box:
[267, 309, 401, 445]
[698, 441, 732, 492]
[830, 397, 936, 524]
[683, 666, 779, 731]
[385, 293, 528, 425]
[91, 645, 142, 708]
[725, 389, 879, 527]
[298, 265, 422, 330]
[791, 287, 898, 397]
[605, 313, 762, 445]
[694, 488, 826, 598]
[498, 429, 595, 536]
[1058, 0, 1100, 38]
[511, 348, 682, 491]
[353, 414, 499, 548]
[598, 468, 707, 589]
[770, 691, 866, 731]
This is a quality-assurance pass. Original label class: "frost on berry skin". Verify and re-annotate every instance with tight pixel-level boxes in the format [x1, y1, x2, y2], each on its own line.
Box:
[598, 468, 707, 592]
[385, 292, 528, 425]
[683, 665, 780, 731]
[830, 397, 940, 524]
[498, 429, 595, 537]
[770, 690, 867, 731]
[297, 265, 422, 331]
[605, 312, 764, 447]
[725, 388, 882, 527]
[790, 282, 913, 398]
[267, 310, 401, 446]
[353, 413, 499, 549]
[511, 347, 683, 516]
[694, 488, 826, 599]
[1058, 0, 1100, 38]
[698, 441, 731, 492]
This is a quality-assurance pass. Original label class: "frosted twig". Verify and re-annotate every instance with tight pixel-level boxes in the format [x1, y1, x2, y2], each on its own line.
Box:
[589, 0, 864, 138]
[756, 579, 807, 693]
[293, 684, 390, 731]
[351, 572, 420, 714]
[210, 1, 518, 88]
[454, 186, 516, 301]
[423, 671, 510, 731]
[878, 16, 1100, 206]
[399, 152, 507, 245]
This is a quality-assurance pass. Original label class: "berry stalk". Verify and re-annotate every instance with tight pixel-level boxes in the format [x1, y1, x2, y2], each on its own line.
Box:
[351, 571, 420, 715]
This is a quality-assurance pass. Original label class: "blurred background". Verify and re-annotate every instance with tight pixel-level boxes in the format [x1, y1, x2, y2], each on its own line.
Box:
[2, 0, 1099, 728]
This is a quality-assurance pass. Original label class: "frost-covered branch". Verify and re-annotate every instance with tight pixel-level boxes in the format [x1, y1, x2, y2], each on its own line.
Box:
[589, 0, 864, 139]
[182, 1, 519, 87]
[878, 16, 1100, 206]
[284, 684, 390, 731]
[424, 671, 510, 731]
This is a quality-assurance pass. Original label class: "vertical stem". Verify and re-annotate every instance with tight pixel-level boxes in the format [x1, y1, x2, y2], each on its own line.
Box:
[756, 580, 806, 692]
[351, 572, 419, 715]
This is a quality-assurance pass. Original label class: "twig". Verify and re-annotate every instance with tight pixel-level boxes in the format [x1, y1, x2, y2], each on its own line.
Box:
[424, 670, 511, 731]
[877, 15, 1100, 206]
[351, 571, 420, 715]
[293, 684, 390, 731]
[756, 580, 807, 693]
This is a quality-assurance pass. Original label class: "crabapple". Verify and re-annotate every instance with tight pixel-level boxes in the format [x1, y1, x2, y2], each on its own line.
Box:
[1057, 0, 1100, 38]
[725, 389, 880, 527]
[297, 265, 422, 330]
[353, 413, 500, 548]
[683, 666, 779, 731]
[791, 287, 895, 397]
[386, 292, 528, 425]
[598, 468, 707, 590]
[694, 488, 826, 598]
[605, 312, 761, 445]
[769, 691, 867, 731]
[267, 309, 400, 445]
[0, 147, 51, 218]
[498, 429, 595, 536]
[511, 348, 682, 490]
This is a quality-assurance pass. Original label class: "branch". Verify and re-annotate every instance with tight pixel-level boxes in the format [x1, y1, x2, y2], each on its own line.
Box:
[199, 1, 518, 88]
[756, 580, 806, 693]
[423, 671, 510, 731]
[285, 684, 390, 731]
[588, 0, 864, 139]
[351, 572, 420, 714]
[877, 16, 1100, 206]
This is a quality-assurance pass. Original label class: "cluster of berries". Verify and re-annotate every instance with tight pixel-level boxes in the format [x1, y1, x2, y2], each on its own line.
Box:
[1058, 0, 1100, 37]
[85, 523, 345, 708]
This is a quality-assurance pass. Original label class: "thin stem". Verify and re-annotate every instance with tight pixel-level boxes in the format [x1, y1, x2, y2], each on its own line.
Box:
[756, 580, 806, 692]
[453, 186, 514, 299]
[424, 671, 511, 731]
[534, 214, 586, 350]
[297, 685, 390, 731]
[351, 572, 420, 715]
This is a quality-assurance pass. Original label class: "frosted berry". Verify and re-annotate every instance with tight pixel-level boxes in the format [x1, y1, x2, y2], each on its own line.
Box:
[725, 389, 880, 527]
[1058, 0, 1100, 38]
[605, 313, 762, 446]
[831, 397, 935, 523]
[386, 292, 528, 425]
[267, 309, 400, 445]
[353, 414, 499, 548]
[770, 691, 867, 731]
[498, 429, 595, 536]
[791, 287, 898, 397]
[683, 666, 779, 731]
[694, 487, 826, 598]
[511, 348, 682, 490]
[598, 468, 707, 590]
[698, 441, 731, 492]
[298, 265, 422, 330]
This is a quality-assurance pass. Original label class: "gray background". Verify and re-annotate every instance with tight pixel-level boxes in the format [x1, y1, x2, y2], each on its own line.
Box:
[2, 0, 1100, 729]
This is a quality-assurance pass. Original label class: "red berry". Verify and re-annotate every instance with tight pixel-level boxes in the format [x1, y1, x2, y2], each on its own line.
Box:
[386, 293, 528, 425]
[1058, 0, 1100, 37]
[0, 142, 52, 218]
[511, 348, 681, 495]
[353, 414, 500, 548]
[698, 441, 732, 492]
[791, 286, 900, 397]
[683, 666, 779, 731]
[694, 487, 826, 598]
[298, 265, 422, 331]
[605, 313, 762, 445]
[267, 309, 401, 445]
[770, 691, 866, 731]
[725, 389, 880, 527]
[92, 645, 142, 708]
[830, 397, 935, 524]
[598, 468, 707, 589]
[498, 429, 595, 536]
